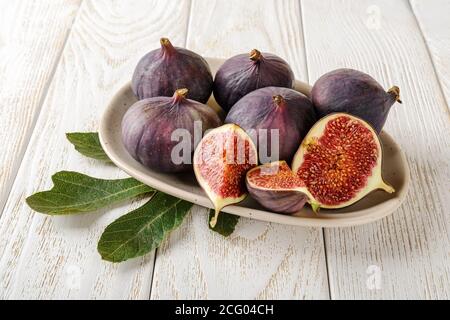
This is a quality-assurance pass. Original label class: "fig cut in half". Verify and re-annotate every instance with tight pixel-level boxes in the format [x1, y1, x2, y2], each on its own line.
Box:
[292, 113, 394, 210]
[193, 124, 258, 227]
[246, 113, 395, 214]
[246, 161, 312, 214]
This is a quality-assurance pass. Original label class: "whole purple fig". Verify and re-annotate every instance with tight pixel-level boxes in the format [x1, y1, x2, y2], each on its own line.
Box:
[225, 87, 316, 162]
[132, 38, 213, 103]
[311, 68, 402, 133]
[213, 49, 295, 112]
[122, 88, 222, 173]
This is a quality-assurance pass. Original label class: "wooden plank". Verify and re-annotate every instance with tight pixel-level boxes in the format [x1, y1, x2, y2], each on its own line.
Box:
[410, 0, 450, 108]
[0, 0, 191, 299]
[301, 0, 450, 299]
[150, 0, 330, 299]
[0, 0, 82, 214]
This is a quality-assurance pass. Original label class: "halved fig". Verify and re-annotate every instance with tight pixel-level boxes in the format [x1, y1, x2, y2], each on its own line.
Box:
[292, 113, 394, 210]
[193, 124, 258, 227]
[246, 161, 312, 214]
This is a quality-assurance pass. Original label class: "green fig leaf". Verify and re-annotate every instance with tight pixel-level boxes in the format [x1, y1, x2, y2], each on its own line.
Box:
[66, 132, 111, 162]
[208, 209, 240, 237]
[98, 192, 192, 262]
[26, 171, 154, 215]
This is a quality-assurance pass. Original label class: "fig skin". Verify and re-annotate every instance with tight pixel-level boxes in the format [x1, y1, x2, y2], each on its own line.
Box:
[246, 161, 309, 214]
[132, 38, 213, 103]
[311, 68, 401, 133]
[248, 188, 308, 214]
[225, 87, 316, 162]
[213, 49, 295, 112]
[122, 88, 222, 173]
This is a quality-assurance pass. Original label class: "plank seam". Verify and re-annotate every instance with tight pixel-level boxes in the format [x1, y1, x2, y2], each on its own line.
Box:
[299, 0, 332, 300]
[322, 230, 333, 300]
[0, 0, 85, 217]
[298, 0, 310, 81]
[148, 0, 194, 299]
[407, 0, 450, 113]
[148, 248, 159, 300]
[184, 0, 194, 48]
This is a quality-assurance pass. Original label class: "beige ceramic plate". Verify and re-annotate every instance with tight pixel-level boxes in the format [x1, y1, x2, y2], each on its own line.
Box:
[99, 58, 410, 227]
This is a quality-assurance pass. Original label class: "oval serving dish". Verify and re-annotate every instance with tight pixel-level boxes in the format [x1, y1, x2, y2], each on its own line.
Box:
[99, 57, 410, 227]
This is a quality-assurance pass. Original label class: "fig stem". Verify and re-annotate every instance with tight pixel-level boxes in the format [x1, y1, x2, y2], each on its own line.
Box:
[249, 49, 262, 61]
[210, 209, 220, 228]
[310, 202, 321, 213]
[172, 88, 189, 103]
[387, 86, 402, 104]
[160, 37, 176, 55]
[272, 95, 285, 106]
[174, 88, 189, 99]
[379, 181, 395, 193]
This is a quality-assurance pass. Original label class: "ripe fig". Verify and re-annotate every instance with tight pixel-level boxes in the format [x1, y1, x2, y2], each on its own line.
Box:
[292, 113, 394, 210]
[132, 38, 213, 103]
[246, 161, 310, 214]
[193, 124, 258, 227]
[225, 87, 316, 162]
[213, 49, 295, 112]
[122, 88, 222, 173]
[311, 69, 401, 133]
[247, 114, 394, 214]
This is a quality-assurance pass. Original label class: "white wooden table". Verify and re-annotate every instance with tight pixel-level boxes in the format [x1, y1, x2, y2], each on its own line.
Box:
[0, 0, 448, 300]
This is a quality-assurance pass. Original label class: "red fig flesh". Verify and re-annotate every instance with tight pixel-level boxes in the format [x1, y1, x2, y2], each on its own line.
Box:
[311, 69, 401, 133]
[245, 114, 394, 214]
[213, 49, 295, 112]
[193, 124, 258, 227]
[122, 88, 222, 173]
[292, 113, 394, 209]
[132, 38, 213, 103]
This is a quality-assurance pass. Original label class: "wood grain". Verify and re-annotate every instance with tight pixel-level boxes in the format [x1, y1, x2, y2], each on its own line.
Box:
[0, 0, 82, 215]
[0, 0, 191, 299]
[1, 0, 448, 300]
[301, 0, 450, 299]
[150, 0, 329, 300]
[410, 0, 450, 108]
